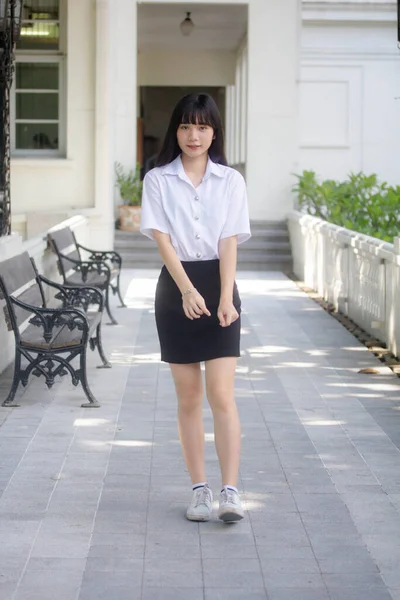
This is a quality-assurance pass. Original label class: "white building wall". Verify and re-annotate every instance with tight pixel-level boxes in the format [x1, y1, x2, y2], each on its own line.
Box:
[298, 21, 400, 185]
[7, 0, 400, 238]
[138, 51, 236, 86]
[11, 0, 96, 224]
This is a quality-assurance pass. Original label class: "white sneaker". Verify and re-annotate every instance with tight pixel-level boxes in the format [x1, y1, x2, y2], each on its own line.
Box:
[218, 487, 244, 523]
[186, 484, 213, 522]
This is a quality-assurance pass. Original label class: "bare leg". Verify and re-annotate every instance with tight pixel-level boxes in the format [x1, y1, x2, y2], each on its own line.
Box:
[170, 362, 206, 484]
[205, 357, 240, 487]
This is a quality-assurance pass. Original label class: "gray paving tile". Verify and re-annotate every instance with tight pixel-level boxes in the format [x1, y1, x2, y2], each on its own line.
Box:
[323, 573, 386, 588]
[327, 589, 393, 600]
[267, 590, 329, 600]
[85, 557, 143, 573]
[143, 588, 204, 600]
[263, 572, 327, 589]
[205, 590, 267, 600]
[14, 569, 83, 600]
[78, 571, 141, 600]
[202, 558, 264, 589]
[143, 559, 202, 588]
[260, 557, 320, 574]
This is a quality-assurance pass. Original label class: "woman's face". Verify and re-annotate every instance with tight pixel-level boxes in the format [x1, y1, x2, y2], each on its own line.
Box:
[177, 122, 214, 158]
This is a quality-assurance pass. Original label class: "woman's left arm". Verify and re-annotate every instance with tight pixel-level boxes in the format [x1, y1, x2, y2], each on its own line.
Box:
[218, 236, 239, 327]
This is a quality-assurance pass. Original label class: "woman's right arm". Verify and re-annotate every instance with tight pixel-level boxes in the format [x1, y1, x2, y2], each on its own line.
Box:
[153, 231, 211, 321]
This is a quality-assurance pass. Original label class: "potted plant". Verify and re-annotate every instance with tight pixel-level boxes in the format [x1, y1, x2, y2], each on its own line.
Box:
[115, 162, 143, 231]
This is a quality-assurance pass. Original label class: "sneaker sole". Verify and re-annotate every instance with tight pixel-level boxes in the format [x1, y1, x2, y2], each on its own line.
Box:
[186, 513, 211, 522]
[219, 511, 244, 523]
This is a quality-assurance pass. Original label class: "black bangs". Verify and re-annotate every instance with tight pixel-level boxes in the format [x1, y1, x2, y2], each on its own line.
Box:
[180, 105, 217, 129]
[156, 93, 228, 167]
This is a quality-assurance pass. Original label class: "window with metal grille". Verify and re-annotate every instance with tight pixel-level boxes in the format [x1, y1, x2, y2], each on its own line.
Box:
[11, 0, 65, 156]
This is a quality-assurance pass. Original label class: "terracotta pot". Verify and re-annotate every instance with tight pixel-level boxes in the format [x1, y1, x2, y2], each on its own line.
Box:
[118, 205, 141, 232]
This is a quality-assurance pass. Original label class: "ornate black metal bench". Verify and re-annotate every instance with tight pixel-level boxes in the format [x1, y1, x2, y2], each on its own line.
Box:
[0, 251, 111, 408]
[47, 227, 125, 325]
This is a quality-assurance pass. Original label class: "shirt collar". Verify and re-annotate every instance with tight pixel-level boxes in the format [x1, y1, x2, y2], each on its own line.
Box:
[161, 155, 224, 180]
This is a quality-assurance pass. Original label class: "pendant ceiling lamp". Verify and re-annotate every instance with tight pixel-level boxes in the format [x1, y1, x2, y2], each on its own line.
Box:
[180, 11, 194, 36]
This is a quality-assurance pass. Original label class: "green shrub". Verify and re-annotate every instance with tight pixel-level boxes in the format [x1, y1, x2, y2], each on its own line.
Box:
[115, 162, 143, 206]
[293, 171, 400, 243]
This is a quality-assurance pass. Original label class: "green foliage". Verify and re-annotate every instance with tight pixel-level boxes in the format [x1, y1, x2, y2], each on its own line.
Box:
[115, 162, 143, 206]
[293, 171, 400, 243]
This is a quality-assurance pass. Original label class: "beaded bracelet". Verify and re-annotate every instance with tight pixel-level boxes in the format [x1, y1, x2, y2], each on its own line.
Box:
[182, 288, 195, 296]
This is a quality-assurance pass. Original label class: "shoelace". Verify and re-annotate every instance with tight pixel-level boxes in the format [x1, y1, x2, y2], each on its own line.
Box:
[221, 488, 236, 504]
[194, 486, 211, 508]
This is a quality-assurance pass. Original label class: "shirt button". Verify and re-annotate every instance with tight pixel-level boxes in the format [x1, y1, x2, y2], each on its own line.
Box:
[195, 234, 200, 239]
[196, 252, 202, 258]
[194, 215, 199, 220]
[194, 196, 199, 201]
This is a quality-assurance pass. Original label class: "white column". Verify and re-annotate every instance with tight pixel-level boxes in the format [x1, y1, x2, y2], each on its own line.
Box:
[247, 0, 301, 221]
[240, 46, 247, 165]
[93, 0, 137, 249]
[225, 85, 235, 165]
[113, 0, 137, 174]
[93, 0, 114, 249]
[234, 59, 241, 165]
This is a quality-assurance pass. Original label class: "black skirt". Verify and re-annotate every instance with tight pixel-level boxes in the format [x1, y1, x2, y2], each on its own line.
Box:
[155, 259, 241, 364]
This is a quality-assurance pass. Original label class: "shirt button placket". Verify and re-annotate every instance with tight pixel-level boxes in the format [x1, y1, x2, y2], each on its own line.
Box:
[194, 195, 201, 257]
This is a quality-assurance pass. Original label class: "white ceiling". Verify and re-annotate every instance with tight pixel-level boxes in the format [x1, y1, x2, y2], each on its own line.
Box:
[137, 3, 248, 51]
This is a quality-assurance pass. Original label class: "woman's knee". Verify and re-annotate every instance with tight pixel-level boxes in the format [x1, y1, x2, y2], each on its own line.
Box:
[207, 384, 235, 414]
[177, 384, 203, 413]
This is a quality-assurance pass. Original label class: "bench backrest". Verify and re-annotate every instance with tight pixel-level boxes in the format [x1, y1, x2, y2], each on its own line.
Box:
[0, 252, 45, 331]
[48, 227, 81, 279]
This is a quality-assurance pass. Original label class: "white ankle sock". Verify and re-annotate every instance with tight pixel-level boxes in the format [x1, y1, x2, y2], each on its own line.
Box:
[193, 482, 208, 491]
[221, 485, 238, 494]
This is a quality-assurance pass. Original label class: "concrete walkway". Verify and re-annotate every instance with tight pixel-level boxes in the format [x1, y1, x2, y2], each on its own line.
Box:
[1, 270, 400, 600]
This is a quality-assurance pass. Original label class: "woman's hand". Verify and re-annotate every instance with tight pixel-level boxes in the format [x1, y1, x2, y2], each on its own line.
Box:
[218, 299, 239, 327]
[182, 290, 211, 320]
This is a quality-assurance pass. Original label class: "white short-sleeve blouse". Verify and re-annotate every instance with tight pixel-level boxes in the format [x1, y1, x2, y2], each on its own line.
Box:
[140, 155, 251, 262]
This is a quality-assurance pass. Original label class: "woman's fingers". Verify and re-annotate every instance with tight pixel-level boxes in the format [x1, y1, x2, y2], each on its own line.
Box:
[218, 308, 239, 327]
[183, 306, 193, 320]
[182, 293, 211, 320]
[198, 299, 211, 317]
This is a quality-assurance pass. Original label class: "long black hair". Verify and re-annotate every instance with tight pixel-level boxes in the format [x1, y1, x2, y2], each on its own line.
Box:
[156, 93, 228, 167]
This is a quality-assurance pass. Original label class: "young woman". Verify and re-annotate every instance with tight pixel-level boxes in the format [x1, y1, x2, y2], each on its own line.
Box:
[140, 93, 251, 523]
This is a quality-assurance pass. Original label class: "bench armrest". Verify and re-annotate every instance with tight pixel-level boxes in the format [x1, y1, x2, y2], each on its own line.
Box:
[10, 296, 89, 344]
[38, 276, 104, 312]
[57, 252, 111, 281]
[76, 244, 122, 268]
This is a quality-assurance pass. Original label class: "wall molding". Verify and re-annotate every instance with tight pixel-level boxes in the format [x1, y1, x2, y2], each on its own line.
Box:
[301, 48, 400, 60]
[302, 2, 396, 23]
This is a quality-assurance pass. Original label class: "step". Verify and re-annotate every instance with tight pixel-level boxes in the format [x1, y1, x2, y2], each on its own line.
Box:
[115, 233, 290, 247]
[116, 240, 291, 254]
[237, 252, 292, 263]
[115, 229, 290, 241]
[239, 241, 291, 252]
[115, 221, 292, 272]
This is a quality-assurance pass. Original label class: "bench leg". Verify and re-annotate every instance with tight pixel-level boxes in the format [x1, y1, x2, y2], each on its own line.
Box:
[80, 349, 100, 408]
[116, 273, 126, 308]
[2, 349, 22, 408]
[95, 323, 112, 369]
[105, 286, 118, 325]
